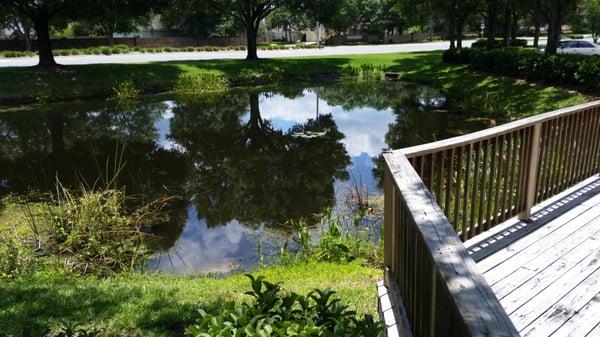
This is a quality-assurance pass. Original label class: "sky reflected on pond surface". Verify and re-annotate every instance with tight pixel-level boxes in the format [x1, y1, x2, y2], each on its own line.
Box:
[0, 81, 486, 274]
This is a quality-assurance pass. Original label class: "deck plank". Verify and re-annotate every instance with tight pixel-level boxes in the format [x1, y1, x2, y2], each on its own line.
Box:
[482, 205, 600, 285]
[549, 290, 600, 337]
[468, 177, 600, 337]
[519, 266, 600, 336]
[584, 322, 600, 337]
[476, 191, 600, 274]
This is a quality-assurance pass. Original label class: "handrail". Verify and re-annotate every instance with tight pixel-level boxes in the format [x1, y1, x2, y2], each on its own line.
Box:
[383, 101, 600, 337]
[398, 101, 600, 158]
[395, 101, 600, 239]
[383, 152, 519, 337]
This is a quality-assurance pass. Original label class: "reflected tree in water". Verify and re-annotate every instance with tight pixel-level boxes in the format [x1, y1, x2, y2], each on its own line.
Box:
[169, 92, 350, 229]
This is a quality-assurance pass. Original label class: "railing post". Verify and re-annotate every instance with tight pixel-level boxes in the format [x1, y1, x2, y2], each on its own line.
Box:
[384, 166, 393, 287]
[519, 123, 543, 221]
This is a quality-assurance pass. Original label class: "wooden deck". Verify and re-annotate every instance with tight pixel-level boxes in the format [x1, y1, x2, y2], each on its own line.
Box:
[465, 176, 600, 337]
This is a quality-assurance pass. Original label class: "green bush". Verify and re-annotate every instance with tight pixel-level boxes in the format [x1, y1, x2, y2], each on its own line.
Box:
[112, 79, 141, 99]
[173, 73, 229, 95]
[101, 47, 112, 55]
[111, 48, 122, 54]
[471, 38, 527, 48]
[442, 46, 600, 92]
[441, 48, 473, 63]
[185, 275, 382, 337]
[185, 46, 195, 52]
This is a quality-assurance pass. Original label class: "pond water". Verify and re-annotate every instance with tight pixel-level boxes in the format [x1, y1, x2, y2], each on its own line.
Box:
[0, 81, 488, 274]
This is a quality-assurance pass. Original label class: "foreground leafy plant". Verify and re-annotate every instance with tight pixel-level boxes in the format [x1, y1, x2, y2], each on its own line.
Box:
[185, 275, 382, 337]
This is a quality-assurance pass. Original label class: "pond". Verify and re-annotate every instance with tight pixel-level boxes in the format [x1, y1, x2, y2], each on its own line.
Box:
[0, 81, 488, 274]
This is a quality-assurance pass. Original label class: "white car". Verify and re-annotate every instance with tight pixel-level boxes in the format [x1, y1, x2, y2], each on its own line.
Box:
[556, 40, 600, 55]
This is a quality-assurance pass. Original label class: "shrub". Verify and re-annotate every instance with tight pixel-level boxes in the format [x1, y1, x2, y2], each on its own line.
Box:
[442, 48, 473, 63]
[57, 49, 70, 56]
[185, 46, 195, 52]
[69, 49, 81, 55]
[173, 73, 229, 95]
[111, 48, 122, 54]
[340, 64, 386, 82]
[111, 79, 141, 99]
[92, 48, 102, 55]
[101, 47, 112, 55]
[163, 47, 173, 52]
[185, 275, 382, 337]
[471, 38, 527, 48]
[442, 46, 600, 92]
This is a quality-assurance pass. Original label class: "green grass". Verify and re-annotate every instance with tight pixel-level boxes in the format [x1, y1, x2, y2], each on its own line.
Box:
[0, 261, 380, 337]
[0, 52, 588, 118]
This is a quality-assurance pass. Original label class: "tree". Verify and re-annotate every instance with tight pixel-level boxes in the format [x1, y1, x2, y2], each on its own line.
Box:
[159, 0, 234, 38]
[84, 0, 164, 46]
[206, 0, 286, 60]
[580, 0, 600, 42]
[485, 0, 502, 49]
[0, 0, 81, 67]
[0, 11, 34, 50]
[269, 7, 309, 42]
[546, 0, 577, 54]
[434, 0, 480, 48]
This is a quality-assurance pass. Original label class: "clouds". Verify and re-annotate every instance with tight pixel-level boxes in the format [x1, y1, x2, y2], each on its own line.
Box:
[241, 90, 395, 157]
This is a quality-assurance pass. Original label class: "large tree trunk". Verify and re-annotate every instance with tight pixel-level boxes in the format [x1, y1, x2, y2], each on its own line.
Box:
[503, 0, 512, 47]
[448, 2, 457, 49]
[456, 21, 464, 48]
[533, 21, 541, 47]
[487, 0, 500, 49]
[33, 7, 57, 67]
[546, 0, 563, 55]
[246, 23, 259, 60]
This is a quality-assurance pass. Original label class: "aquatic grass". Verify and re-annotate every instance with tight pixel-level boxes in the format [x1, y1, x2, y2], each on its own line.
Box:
[111, 79, 141, 100]
[173, 73, 229, 95]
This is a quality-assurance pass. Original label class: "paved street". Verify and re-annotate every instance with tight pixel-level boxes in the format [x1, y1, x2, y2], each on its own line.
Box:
[0, 36, 587, 68]
[0, 40, 479, 68]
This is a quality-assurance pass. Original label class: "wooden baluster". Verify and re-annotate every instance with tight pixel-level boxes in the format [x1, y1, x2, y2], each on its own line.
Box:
[477, 139, 489, 234]
[461, 143, 473, 240]
[501, 133, 514, 222]
[470, 142, 481, 234]
[454, 146, 464, 233]
[446, 148, 455, 224]
[519, 123, 542, 220]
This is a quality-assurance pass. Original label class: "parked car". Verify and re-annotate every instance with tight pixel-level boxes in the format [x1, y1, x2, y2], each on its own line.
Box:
[556, 40, 600, 55]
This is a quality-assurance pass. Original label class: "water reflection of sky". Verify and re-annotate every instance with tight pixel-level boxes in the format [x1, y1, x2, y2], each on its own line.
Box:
[149, 88, 397, 274]
[150, 207, 282, 274]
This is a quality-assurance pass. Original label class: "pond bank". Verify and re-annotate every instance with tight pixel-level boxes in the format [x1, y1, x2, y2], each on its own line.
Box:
[0, 52, 588, 119]
[0, 261, 379, 337]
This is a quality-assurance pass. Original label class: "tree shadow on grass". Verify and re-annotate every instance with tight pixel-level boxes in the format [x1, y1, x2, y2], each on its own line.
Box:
[0, 277, 223, 337]
[387, 53, 585, 120]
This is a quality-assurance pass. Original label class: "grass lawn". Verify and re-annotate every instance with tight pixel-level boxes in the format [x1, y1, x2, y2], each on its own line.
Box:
[0, 52, 588, 118]
[0, 261, 380, 337]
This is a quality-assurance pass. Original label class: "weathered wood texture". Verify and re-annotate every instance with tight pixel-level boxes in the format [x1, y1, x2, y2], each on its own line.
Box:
[397, 101, 600, 241]
[383, 101, 600, 337]
[467, 178, 600, 337]
[383, 152, 519, 337]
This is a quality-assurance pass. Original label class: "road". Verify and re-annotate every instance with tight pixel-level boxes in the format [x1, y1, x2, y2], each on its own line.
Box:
[0, 36, 582, 68]
[0, 40, 479, 68]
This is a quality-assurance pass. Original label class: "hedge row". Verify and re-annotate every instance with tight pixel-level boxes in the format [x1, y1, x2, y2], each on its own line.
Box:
[0, 43, 323, 58]
[443, 47, 600, 92]
[471, 38, 528, 48]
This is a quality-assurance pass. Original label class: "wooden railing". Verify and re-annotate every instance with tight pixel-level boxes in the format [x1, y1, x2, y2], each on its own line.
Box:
[383, 101, 600, 337]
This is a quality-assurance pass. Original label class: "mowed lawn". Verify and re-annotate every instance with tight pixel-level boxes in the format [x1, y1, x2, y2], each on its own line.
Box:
[0, 261, 380, 337]
[0, 52, 587, 118]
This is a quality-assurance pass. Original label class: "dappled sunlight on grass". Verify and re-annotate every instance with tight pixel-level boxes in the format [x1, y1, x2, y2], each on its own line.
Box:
[0, 261, 379, 336]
